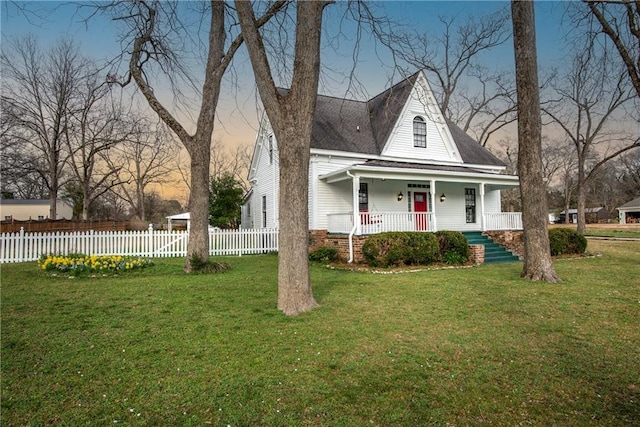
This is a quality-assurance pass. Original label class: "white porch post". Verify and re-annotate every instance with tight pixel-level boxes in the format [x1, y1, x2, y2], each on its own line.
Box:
[352, 174, 361, 235]
[430, 179, 437, 232]
[479, 182, 486, 231]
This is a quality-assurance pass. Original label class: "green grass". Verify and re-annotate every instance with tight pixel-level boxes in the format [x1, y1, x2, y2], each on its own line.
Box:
[2, 241, 639, 426]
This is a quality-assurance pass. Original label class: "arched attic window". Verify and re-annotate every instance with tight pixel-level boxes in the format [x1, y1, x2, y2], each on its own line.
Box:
[413, 116, 427, 148]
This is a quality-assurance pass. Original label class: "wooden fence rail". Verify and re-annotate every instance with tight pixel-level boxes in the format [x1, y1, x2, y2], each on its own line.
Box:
[0, 226, 278, 263]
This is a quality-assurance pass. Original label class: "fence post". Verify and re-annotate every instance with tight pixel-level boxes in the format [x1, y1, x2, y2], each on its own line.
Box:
[18, 227, 25, 262]
[147, 224, 154, 257]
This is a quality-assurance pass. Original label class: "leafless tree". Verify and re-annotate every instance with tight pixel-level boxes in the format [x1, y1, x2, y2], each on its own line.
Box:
[210, 144, 253, 192]
[104, 118, 180, 222]
[237, 0, 332, 316]
[511, 0, 560, 282]
[582, 0, 640, 99]
[1, 36, 85, 219]
[0, 104, 48, 199]
[98, 0, 285, 271]
[616, 149, 640, 198]
[547, 141, 580, 224]
[390, 9, 518, 147]
[542, 47, 638, 233]
[64, 72, 133, 220]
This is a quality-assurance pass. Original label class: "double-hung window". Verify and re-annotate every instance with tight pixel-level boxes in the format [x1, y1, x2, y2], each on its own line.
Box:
[262, 195, 267, 227]
[413, 116, 427, 148]
[465, 188, 476, 223]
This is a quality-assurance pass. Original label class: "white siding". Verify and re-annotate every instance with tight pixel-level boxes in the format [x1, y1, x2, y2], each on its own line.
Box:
[244, 126, 279, 229]
[382, 78, 462, 163]
[310, 156, 362, 230]
[430, 182, 481, 232]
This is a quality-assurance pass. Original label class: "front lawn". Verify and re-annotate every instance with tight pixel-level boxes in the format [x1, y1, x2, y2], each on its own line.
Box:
[2, 240, 639, 425]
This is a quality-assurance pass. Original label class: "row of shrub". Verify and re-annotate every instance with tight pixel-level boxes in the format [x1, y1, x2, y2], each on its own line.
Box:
[310, 228, 587, 268]
[361, 231, 469, 268]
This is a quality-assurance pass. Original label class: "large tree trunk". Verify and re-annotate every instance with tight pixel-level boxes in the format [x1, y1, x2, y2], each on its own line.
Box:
[184, 138, 212, 272]
[511, 0, 560, 282]
[236, 0, 325, 315]
[275, 115, 318, 315]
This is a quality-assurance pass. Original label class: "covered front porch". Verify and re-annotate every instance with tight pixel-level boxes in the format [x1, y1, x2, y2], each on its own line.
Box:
[318, 161, 522, 235]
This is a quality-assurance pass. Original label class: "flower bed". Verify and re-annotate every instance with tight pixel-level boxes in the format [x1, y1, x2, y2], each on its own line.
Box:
[38, 254, 153, 276]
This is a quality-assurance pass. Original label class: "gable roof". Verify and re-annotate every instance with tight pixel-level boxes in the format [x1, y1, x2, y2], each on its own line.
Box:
[618, 196, 640, 210]
[308, 71, 504, 168]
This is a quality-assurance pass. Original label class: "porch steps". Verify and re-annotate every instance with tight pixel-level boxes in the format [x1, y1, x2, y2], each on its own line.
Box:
[463, 232, 520, 264]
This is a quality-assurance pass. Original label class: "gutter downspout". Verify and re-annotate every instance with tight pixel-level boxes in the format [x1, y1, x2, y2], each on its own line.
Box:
[346, 170, 358, 263]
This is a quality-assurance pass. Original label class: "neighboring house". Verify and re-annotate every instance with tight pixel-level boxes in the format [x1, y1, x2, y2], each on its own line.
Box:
[0, 199, 73, 221]
[558, 207, 609, 224]
[241, 71, 521, 237]
[618, 197, 640, 224]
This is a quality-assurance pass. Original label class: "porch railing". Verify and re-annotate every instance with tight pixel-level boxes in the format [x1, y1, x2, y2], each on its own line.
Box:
[484, 212, 522, 231]
[327, 212, 435, 234]
[327, 211, 523, 235]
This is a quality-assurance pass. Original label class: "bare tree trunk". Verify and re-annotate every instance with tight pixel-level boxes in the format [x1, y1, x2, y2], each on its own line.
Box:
[49, 191, 57, 220]
[511, 0, 559, 282]
[237, 0, 326, 315]
[276, 123, 315, 315]
[185, 142, 212, 267]
[576, 180, 587, 233]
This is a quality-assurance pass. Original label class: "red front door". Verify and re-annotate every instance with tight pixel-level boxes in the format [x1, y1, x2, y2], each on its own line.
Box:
[414, 192, 428, 231]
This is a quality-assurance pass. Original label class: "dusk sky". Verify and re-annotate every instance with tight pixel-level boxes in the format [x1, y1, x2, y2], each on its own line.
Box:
[1, 1, 573, 200]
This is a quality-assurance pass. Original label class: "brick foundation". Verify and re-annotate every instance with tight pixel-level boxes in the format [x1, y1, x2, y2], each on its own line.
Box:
[308, 231, 367, 262]
[468, 244, 485, 265]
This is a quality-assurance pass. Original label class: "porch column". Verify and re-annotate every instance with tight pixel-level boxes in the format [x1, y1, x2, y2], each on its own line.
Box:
[430, 179, 437, 232]
[479, 182, 486, 231]
[352, 174, 361, 235]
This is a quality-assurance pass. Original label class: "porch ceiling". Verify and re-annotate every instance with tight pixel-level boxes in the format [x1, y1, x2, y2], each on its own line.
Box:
[320, 160, 520, 187]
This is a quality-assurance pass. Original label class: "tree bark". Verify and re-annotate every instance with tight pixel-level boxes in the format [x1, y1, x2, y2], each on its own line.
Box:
[511, 0, 560, 282]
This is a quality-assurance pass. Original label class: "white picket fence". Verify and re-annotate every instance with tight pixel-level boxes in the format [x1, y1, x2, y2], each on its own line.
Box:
[0, 226, 278, 263]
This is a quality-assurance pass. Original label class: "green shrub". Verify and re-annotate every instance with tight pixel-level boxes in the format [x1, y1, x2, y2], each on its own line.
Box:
[442, 251, 468, 265]
[362, 232, 439, 267]
[309, 246, 339, 263]
[549, 228, 587, 256]
[435, 231, 469, 264]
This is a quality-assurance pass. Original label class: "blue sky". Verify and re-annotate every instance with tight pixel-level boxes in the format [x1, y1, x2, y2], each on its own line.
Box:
[1, 1, 571, 155]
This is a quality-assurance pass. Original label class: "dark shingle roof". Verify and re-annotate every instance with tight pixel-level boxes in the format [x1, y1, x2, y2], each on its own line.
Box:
[311, 96, 378, 154]
[445, 119, 505, 167]
[618, 196, 640, 209]
[366, 73, 418, 151]
[298, 72, 503, 168]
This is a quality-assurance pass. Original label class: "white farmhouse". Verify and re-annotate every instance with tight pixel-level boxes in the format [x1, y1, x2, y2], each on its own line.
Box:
[242, 71, 521, 239]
